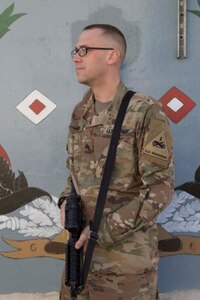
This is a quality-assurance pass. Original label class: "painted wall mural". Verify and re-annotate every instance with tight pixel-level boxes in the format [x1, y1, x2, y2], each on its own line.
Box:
[158, 172, 200, 256]
[16, 90, 57, 125]
[0, 4, 57, 125]
[0, 147, 65, 259]
[0, 147, 64, 259]
[1, 145, 200, 261]
[159, 86, 196, 124]
[0, 3, 26, 39]
[0, 146, 52, 215]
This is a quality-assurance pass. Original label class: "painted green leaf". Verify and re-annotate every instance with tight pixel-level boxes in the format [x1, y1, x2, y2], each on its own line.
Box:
[0, 14, 26, 29]
[1, 3, 15, 18]
[0, 3, 26, 39]
[188, 10, 200, 17]
[6, 13, 27, 26]
[0, 28, 9, 39]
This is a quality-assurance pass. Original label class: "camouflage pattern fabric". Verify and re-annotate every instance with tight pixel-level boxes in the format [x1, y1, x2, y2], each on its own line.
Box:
[60, 268, 159, 299]
[60, 82, 174, 299]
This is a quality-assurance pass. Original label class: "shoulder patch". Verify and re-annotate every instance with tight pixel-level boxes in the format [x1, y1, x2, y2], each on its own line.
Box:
[143, 131, 169, 160]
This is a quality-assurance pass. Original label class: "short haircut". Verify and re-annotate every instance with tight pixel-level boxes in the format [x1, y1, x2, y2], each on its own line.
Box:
[83, 24, 127, 62]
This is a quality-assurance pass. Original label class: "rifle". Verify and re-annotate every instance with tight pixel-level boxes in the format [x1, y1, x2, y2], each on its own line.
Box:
[65, 183, 84, 300]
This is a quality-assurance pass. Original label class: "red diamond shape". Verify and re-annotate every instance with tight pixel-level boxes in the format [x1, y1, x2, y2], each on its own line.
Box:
[29, 99, 46, 115]
[159, 87, 196, 124]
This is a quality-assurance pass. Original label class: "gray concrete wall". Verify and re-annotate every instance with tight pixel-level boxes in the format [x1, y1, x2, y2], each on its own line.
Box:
[0, 0, 200, 296]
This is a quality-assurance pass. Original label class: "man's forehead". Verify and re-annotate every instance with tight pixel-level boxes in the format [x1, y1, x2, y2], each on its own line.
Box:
[76, 28, 104, 46]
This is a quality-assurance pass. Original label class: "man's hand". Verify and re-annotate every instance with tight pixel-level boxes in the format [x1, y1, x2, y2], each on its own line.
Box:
[60, 200, 89, 249]
[75, 225, 90, 249]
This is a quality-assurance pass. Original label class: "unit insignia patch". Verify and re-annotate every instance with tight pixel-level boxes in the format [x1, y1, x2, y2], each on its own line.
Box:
[143, 131, 169, 160]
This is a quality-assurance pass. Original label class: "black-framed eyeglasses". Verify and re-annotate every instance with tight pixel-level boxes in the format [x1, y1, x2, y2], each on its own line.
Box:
[71, 46, 114, 58]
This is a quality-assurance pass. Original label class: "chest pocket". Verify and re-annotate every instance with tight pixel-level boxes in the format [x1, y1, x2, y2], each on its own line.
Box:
[94, 124, 138, 190]
[68, 120, 98, 175]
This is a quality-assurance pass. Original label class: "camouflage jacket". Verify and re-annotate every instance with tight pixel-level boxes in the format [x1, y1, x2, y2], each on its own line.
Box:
[62, 82, 174, 273]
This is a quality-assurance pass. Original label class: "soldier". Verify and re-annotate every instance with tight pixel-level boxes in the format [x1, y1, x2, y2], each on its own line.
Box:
[59, 24, 174, 300]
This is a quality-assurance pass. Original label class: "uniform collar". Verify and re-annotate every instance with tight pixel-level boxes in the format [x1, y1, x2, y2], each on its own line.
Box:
[82, 82, 128, 121]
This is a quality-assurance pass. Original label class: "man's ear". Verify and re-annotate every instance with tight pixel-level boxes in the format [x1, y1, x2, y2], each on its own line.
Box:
[107, 49, 121, 65]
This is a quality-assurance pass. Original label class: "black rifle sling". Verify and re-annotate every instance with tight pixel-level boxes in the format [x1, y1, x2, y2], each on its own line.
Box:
[81, 90, 135, 288]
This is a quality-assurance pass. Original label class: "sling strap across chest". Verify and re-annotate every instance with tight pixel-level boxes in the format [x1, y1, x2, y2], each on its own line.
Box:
[80, 90, 136, 289]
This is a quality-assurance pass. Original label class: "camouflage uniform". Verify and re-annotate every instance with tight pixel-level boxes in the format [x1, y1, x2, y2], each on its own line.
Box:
[60, 82, 174, 299]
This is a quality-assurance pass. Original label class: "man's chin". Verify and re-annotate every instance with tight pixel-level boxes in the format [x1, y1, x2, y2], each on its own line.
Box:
[77, 77, 89, 85]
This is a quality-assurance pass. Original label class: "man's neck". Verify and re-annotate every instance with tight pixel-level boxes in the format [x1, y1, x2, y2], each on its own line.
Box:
[91, 77, 121, 103]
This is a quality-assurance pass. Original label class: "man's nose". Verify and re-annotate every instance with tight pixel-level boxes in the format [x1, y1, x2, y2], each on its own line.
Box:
[72, 53, 82, 62]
